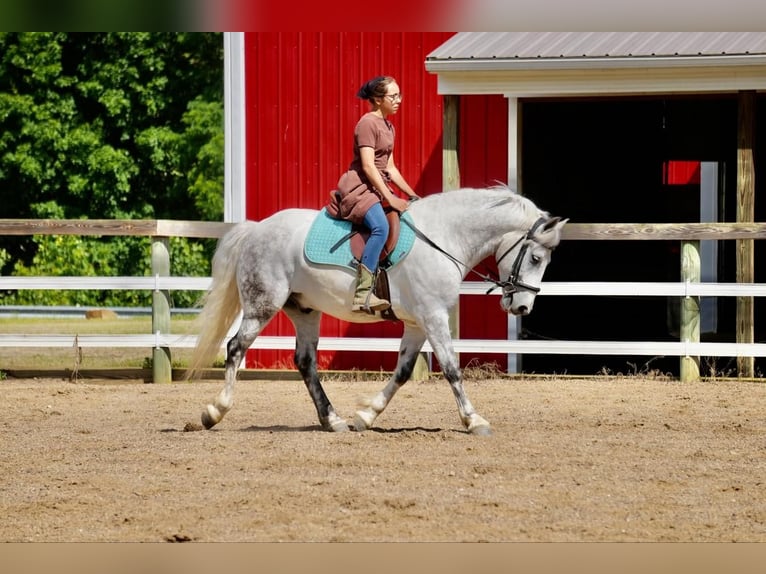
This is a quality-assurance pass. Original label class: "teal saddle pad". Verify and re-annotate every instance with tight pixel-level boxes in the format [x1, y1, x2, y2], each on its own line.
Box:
[304, 208, 416, 271]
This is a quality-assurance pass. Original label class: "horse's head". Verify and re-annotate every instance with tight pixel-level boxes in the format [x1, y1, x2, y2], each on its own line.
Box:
[495, 215, 567, 316]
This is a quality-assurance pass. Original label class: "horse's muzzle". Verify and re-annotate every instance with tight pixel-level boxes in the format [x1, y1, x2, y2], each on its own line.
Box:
[501, 295, 532, 316]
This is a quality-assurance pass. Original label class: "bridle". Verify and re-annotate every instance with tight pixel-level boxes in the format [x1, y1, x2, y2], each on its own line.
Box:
[491, 216, 549, 298]
[401, 215, 549, 298]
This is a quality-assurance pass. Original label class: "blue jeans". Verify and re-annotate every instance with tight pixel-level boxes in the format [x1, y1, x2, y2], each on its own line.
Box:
[360, 202, 389, 271]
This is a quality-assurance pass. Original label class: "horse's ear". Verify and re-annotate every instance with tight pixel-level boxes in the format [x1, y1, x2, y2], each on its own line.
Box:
[538, 216, 568, 233]
[535, 216, 568, 247]
[543, 216, 568, 230]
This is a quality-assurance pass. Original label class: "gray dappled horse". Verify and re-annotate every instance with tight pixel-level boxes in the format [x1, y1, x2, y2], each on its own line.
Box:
[187, 186, 566, 434]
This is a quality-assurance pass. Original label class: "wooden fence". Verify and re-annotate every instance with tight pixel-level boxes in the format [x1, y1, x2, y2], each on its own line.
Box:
[1, 218, 764, 383]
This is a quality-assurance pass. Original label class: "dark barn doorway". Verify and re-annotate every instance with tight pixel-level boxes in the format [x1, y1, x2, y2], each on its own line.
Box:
[518, 95, 765, 377]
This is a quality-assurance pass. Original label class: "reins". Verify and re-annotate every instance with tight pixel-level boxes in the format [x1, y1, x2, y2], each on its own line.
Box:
[401, 215, 549, 296]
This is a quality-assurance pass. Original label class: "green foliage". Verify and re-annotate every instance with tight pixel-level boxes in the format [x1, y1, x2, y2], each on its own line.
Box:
[163, 236, 216, 308]
[4, 235, 137, 306]
[3, 235, 212, 308]
[0, 32, 224, 308]
[0, 1, 180, 31]
[0, 32, 224, 222]
[182, 98, 225, 221]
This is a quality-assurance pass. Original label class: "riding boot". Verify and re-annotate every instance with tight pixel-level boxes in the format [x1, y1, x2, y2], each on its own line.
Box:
[352, 264, 390, 313]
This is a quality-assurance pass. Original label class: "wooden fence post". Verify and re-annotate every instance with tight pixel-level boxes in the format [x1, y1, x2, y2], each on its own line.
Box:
[409, 93, 461, 381]
[680, 240, 701, 382]
[736, 90, 756, 378]
[152, 237, 172, 383]
[443, 94, 461, 376]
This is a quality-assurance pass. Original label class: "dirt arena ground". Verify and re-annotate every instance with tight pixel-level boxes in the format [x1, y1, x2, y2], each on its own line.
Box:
[2, 375, 765, 542]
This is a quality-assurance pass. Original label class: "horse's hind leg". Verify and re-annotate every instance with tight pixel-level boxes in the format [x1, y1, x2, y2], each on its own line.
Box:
[283, 302, 349, 432]
[201, 305, 279, 429]
[353, 324, 426, 431]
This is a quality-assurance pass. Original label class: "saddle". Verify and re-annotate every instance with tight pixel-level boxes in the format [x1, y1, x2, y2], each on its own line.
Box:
[304, 208, 416, 272]
[304, 207, 417, 322]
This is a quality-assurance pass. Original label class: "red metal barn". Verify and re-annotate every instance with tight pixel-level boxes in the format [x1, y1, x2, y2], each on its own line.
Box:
[242, 32, 510, 371]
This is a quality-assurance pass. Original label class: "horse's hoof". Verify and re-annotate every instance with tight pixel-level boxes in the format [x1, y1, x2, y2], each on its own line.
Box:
[327, 419, 350, 433]
[469, 424, 492, 436]
[352, 413, 371, 432]
[201, 405, 219, 429]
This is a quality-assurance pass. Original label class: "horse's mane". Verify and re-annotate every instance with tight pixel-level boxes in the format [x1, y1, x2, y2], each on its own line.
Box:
[417, 185, 544, 222]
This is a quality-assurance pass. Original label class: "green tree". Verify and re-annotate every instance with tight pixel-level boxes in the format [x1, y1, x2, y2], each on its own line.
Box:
[0, 32, 224, 307]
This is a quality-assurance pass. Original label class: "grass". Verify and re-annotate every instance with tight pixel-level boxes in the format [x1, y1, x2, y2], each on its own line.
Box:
[0, 315, 198, 335]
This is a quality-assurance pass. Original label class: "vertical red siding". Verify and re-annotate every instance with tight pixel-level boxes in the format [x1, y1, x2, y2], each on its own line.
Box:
[243, 32, 455, 370]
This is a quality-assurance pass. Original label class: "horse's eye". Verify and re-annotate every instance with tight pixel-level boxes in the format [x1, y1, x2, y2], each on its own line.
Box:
[531, 254, 542, 264]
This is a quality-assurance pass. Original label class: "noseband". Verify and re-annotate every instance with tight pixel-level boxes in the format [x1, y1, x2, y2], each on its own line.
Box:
[401, 215, 550, 298]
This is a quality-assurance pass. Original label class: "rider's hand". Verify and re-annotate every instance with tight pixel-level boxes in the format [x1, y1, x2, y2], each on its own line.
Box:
[390, 196, 410, 213]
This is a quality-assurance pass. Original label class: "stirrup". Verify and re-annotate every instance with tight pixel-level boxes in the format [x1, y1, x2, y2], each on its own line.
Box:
[352, 293, 390, 314]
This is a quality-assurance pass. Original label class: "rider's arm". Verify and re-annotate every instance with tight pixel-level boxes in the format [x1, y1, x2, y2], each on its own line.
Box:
[360, 147, 409, 211]
[386, 154, 420, 200]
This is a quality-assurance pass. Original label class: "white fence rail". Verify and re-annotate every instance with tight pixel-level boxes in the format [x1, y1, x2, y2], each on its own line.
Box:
[1, 277, 765, 358]
[3, 333, 766, 359]
[5, 276, 766, 297]
[2, 218, 764, 381]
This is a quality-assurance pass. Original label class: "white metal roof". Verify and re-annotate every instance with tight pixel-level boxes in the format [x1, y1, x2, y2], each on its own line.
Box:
[427, 32, 766, 65]
[425, 32, 766, 96]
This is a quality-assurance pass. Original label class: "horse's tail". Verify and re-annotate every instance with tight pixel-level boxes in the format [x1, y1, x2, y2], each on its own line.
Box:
[185, 221, 257, 380]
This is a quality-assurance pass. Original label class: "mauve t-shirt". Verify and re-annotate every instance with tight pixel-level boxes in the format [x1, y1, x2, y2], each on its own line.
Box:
[327, 113, 395, 223]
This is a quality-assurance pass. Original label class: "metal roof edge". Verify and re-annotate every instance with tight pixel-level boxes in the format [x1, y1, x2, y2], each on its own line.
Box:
[425, 53, 766, 73]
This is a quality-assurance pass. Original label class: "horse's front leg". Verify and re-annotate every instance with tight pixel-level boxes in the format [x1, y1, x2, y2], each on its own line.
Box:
[353, 325, 426, 431]
[284, 304, 348, 432]
[426, 315, 491, 435]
